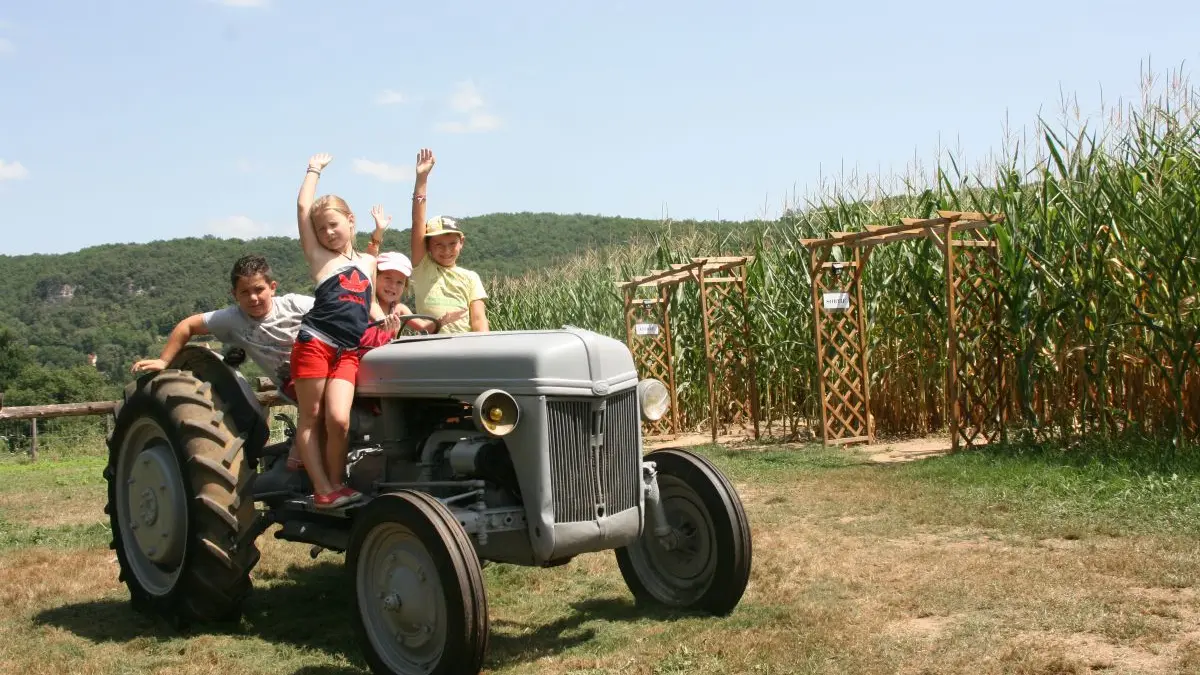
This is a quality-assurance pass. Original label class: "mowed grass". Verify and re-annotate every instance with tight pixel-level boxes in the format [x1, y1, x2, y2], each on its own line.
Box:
[1, 442, 1198, 674]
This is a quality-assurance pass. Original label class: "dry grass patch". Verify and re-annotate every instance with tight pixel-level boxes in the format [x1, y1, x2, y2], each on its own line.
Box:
[0, 487, 107, 528]
[0, 442, 1196, 673]
[0, 548, 120, 613]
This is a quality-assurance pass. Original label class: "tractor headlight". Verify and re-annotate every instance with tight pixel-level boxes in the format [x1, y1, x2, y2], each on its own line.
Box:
[472, 389, 520, 437]
[637, 379, 670, 422]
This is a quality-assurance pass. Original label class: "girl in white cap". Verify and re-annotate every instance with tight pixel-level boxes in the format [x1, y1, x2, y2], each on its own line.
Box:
[358, 247, 415, 348]
[363, 205, 466, 345]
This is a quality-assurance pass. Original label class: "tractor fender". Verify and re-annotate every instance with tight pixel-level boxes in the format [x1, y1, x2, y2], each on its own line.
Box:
[167, 345, 271, 460]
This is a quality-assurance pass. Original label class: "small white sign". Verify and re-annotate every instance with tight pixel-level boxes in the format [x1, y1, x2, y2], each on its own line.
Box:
[634, 323, 661, 336]
[822, 292, 851, 311]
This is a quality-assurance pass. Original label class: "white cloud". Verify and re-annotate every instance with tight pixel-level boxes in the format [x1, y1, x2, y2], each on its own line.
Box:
[376, 89, 406, 106]
[206, 215, 278, 239]
[448, 80, 485, 113]
[0, 38, 14, 55]
[352, 158, 411, 183]
[437, 80, 502, 133]
[0, 159, 28, 181]
[210, 0, 270, 7]
[435, 113, 501, 134]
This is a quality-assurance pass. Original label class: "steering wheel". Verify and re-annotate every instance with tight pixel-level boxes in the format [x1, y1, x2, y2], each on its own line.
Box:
[370, 313, 443, 337]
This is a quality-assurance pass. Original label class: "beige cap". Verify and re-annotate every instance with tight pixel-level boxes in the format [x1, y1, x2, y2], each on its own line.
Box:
[424, 216, 465, 238]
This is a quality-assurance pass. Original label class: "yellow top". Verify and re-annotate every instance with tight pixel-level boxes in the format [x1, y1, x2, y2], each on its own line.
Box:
[411, 257, 487, 334]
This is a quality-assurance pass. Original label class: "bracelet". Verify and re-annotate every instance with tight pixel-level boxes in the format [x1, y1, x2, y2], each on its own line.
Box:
[306, 167, 321, 175]
[412, 194, 427, 202]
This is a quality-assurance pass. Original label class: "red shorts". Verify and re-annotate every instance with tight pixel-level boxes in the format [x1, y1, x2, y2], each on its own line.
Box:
[290, 336, 361, 383]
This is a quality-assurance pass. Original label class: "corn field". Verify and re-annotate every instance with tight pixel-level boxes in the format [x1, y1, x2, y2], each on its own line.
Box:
[488, 70, 1199, 447]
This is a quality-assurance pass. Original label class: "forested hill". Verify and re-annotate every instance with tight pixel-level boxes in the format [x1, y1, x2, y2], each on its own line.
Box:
[0, 212, 740, 383]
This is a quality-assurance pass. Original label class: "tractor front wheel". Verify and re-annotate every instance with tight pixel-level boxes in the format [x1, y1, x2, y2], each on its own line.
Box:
[616, 448, 752, 615]
[348, 491, 489, 675]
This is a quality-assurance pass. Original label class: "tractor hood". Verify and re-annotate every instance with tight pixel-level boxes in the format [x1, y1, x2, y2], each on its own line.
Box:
[355, 327, 639, 398]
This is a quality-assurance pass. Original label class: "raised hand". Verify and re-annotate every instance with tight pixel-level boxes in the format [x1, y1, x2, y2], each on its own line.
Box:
[308, 153, 333, 171]
[415, 148, 435, 178]
[370, 204, 392, 232]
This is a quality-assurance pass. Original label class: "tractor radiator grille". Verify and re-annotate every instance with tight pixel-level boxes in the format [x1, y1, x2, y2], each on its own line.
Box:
[603, 388, 641, 516]
[546, 388, 640, 524]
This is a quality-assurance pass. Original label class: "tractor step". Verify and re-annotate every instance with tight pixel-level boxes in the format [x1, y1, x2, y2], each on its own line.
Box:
[281, 495, 373, 518]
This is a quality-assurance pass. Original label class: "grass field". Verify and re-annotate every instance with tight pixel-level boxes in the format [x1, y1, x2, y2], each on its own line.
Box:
[1, 442, 1198, 674]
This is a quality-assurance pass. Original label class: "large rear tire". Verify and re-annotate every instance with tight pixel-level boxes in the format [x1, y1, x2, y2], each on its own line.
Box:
[616, 448, 752, 615]
[348, 491, 489, 675]
[104, 369, 261, 626]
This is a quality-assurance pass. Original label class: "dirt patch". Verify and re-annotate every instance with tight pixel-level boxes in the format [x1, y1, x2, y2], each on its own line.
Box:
[647, 428, 960, 465]
[886, 613, 962, 639]
[644, 430, 750, 450]
[866, 436, 957, 463]
[1012, 631, 1177, 674]
[1037, 536, 1086, 551]
[1128, 586, 1197, 605]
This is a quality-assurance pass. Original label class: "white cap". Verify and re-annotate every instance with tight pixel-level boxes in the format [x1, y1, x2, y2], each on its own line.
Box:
[377, 251, 412, 276]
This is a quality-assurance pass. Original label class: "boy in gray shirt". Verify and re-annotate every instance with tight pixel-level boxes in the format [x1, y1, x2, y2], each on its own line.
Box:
[201, 287, 312, 391]
[132, 254, 312, 491]
[133, 254, 312, 389]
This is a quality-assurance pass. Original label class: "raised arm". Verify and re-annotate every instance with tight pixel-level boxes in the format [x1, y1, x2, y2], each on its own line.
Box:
[297, 153, 333, 256]
[131, 314, 210, 373]
[410, 148, 435, 266]
[367, 204, 390, 257]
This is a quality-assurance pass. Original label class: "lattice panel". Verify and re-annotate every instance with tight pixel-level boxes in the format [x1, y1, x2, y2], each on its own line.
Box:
[812, 251, 870, 444]
[949, 242, 1004, 448]
[625, 294, 677, 437]
[700, 276, 756, 436]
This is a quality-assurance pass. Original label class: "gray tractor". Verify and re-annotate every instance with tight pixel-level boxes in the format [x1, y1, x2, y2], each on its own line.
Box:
[104, 323, 752, 675]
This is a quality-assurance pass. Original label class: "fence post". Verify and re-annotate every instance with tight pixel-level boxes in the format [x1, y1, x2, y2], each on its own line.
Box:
[30, 418, 38, 462]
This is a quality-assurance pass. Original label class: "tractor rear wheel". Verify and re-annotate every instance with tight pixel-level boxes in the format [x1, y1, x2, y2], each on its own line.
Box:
[104, 369, 261, 626]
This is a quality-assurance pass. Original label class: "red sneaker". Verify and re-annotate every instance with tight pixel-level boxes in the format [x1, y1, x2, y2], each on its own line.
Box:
[313, 489, 353, 509]
[337, 485, 364, 504]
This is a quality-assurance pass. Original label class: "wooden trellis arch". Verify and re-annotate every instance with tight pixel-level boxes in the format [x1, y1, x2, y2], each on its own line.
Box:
[802, 211, 1005, 451]
[619, 257, 762, 443]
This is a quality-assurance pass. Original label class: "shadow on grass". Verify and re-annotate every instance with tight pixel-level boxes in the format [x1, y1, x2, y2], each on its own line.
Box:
[487, 596, 692, 669]
[33, 559, 361, 672]
[33, 560, 693, 674]
[974, 437, 1200, 474]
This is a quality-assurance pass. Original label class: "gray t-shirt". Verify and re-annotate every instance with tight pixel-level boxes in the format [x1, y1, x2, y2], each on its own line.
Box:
[202, 293, 314, 385]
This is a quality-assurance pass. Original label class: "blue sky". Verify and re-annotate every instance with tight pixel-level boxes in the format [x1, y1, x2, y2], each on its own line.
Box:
[0, 0, 1197, 255]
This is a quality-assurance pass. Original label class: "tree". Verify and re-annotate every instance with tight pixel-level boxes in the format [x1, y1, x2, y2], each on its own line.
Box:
[0, 327, 30, 392]
[5, 363, 116, 407]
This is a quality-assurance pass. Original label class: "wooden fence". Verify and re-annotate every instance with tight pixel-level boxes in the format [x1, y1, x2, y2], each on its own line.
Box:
[0, 389, 287, 461]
